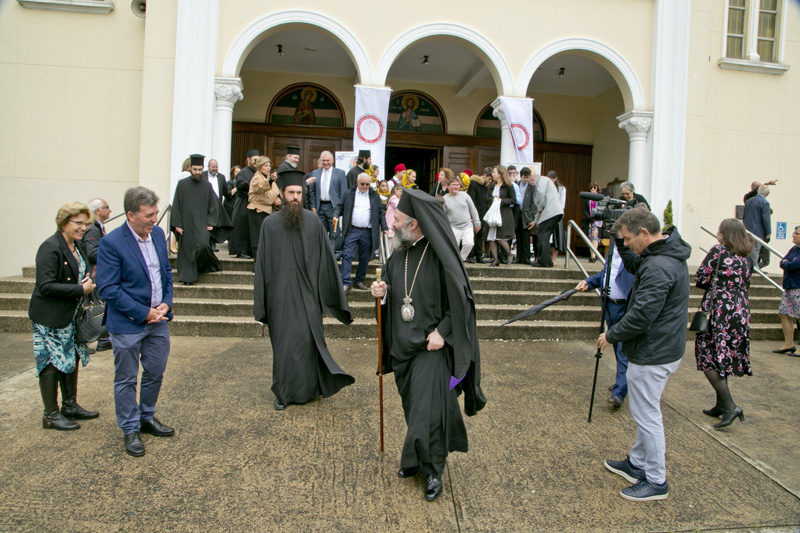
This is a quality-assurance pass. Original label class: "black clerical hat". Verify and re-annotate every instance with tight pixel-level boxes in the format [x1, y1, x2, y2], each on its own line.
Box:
[286, 146, 301, 155]
[396, 189, 415, 218]
[276, 169, 305, 189]
[246, 149, 260, 158]
[358, 149, 371, 159]
[190, 154, 205, 166]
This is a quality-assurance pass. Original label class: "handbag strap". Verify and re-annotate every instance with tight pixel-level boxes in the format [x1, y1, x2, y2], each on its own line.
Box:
[699, 247, 723, 309]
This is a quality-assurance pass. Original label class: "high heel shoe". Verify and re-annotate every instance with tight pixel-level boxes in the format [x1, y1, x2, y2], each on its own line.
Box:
[714, 407, 744, 429]
[772, 346, 796, 354]
[490, 260, 500, 267]
[703, 406, 724, 417]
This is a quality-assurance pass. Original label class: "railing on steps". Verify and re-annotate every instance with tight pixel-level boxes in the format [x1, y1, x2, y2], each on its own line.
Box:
[378, 231, 391, 266]
[564, 220, 602, 297]
[700, 225, 783, 293]
[158, 204, 173, 253]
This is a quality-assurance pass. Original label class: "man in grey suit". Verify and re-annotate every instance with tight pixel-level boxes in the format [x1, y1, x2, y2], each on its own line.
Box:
[309, 151, 348, 237]
[531, 171, 564, 268]
[742, 184, 771, 269]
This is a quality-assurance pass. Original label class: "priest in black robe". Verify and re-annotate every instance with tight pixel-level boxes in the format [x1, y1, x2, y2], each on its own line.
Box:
[370, 188, 486, 502]
[171, 154, 232, 285]
[346, 149, 371, 189]
[253, 168, 355, 411]
[228, 149, 259, 258]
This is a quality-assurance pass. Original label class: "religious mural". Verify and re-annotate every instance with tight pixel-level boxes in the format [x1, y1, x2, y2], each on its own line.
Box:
[267, 84, 345, 127]
[387, 91, 446, 134]
[474, 104, 545, 141]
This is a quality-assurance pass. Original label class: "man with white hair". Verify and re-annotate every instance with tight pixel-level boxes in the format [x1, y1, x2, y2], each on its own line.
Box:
[83, 197, 113, 352]
[308, 150, 347, 236]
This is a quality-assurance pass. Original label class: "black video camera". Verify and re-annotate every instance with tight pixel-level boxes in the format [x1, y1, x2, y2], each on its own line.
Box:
[579, 192, 636, 238]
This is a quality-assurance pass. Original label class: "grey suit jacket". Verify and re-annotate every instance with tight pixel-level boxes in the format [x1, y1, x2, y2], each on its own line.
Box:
[533, 177, 563, 224]
[309, 167, 348, 212]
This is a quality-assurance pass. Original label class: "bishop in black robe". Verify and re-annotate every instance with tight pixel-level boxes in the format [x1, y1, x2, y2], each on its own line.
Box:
[253, 198, 354, 408]
[171, 175, 232, 284]
[373, 188, 485, 501]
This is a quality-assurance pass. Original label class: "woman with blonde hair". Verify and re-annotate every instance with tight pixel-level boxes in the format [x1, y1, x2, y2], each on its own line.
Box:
[247, 156, 280, 259]
[694, 218, 753, 429]
[29, 202, 99, 430]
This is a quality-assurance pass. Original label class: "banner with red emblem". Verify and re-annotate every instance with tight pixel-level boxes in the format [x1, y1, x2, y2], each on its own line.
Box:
[498, 97, 534, 162]
[353, 85, 392, 175]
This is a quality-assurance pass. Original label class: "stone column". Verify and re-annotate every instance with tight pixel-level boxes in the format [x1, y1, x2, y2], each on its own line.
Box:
[212, 78, 243, 180]
[490, 99, 517, 165]
[617, 110, 653, 198]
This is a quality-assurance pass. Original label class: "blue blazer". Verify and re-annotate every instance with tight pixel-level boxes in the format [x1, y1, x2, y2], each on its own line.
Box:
[308, 167, 348, 213]
[742, 194, 771, 238]
[97, 224, 174, 334]
[585, 248, 634, 298]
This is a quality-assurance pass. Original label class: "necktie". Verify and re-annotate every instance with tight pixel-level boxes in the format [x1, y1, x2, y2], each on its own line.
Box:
[322, 170, 329, 201]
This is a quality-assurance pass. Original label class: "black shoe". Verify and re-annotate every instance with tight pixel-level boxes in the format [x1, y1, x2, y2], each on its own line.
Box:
[605, 457, 646, 483]
[608, 395, 623, 408]
[61, 402, 99, 420]
[531, 262, 552, 268]
[703, 406, 724, 417]
[140, 417, 174, 437]
[42, 410, 80, 430]
[354, 282, 368, 290]
[467, 257, 476, 263]
[714, 407, 744, 429]
[86, 347, 96, 354]
[59, 370, 99, 419]
[124, 432, 145, 457]
[237, 253, 253, 259]
[274, 399, 286, 411]
[211, 243, 219, 252]
[397, 466, 419, 478]
[96, 341, 112, 352]
[475, 257, 485, 264]
[425, 474, 443, 501]
[772, 346, 797, 354]
[608, 385, 614, 392]
[182, 282, 193, 286]
[343, 285, 351, 294]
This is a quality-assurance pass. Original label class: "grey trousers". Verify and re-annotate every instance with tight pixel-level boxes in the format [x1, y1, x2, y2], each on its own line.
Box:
[626, 359, 681, 484]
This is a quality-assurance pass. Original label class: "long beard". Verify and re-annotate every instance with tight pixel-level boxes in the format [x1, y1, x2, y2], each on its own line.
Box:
[392, 224, 415, 250]
[283, 201, 304, 229]
[287, 160, 297, 169]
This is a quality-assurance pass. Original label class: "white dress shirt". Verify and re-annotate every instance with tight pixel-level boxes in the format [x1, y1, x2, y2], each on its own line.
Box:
[351, 190, 372, 228]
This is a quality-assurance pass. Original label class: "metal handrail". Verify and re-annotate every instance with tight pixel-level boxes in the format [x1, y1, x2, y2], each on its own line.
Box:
[105, 212, 125, 224]
[158, 204, 173, 251]
[378, 231, 391, 265]
[700, 225, 783, 293]
[564, 220, 602, 297]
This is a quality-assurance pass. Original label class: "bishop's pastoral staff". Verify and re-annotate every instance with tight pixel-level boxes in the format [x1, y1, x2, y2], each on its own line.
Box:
[253, 168, 355, 411]
[170, 154, 232, 285]
[370, 188, 486, 502]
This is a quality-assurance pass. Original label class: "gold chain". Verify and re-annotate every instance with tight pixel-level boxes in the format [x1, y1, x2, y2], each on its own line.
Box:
[404, 242, 429, 301]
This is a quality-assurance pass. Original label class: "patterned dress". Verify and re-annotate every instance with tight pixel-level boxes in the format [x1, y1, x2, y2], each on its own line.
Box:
[694, 244, 752, 377]
[31, 248, 90, 377]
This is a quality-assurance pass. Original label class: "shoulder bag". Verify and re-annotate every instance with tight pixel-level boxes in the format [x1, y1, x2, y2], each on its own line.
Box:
[75, 290, 106, 344]
[689, 248, 723, 333]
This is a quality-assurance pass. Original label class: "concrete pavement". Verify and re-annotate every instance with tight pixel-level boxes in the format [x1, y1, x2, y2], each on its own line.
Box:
[0, 332, 798, 532]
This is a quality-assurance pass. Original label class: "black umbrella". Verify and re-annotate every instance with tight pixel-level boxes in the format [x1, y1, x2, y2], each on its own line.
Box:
[501, 289, 578, 326]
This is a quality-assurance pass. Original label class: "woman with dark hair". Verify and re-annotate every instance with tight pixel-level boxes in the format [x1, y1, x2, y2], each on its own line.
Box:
[223, 165, 241, 220]
[485, 165, 515, 266]
[582, 181, 603, 262]
[29, 202, 99, 430]
[431, 167, 452, 197]
[694, 218, 753, 429]
[773, 225, 800, 355]
[549, 171, 567, 264]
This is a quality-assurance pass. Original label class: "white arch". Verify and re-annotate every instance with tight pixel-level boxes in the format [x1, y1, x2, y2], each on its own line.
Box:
[517, 38, 646, 110]
[375, 23, 514, 95]
[221, 10, 372, 82]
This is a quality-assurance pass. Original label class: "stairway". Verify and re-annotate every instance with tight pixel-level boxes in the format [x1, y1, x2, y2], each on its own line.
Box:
[0, 250, 789, 341]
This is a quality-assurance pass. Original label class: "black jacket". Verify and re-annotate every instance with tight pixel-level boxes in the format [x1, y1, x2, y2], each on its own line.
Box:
[336, 186, 387, 255]
[81, 220, 104, 267]
[29, 232, 88, 328]
[605, 227, 692, 366]
[521, 184, 537, 226]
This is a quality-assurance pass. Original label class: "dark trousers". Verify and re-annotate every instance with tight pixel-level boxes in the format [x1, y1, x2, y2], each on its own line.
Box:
[515, 220, 531, 264]
[469, 224, 485, 260]
[110, 321, 170, 434]
[534, 214, 562, 267]
[605, 300, 628, 399]
[341, 227, 372, 286]
[317, 201, 335, 234]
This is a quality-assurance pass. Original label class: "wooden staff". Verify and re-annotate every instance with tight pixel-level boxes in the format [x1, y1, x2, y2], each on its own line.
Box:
[375, 267, 384, 455]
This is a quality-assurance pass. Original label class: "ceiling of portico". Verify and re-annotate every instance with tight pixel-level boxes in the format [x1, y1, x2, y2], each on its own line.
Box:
[241, 28, 620, 99]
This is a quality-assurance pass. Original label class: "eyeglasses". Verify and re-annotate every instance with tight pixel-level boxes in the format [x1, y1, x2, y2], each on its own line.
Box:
[68, 219, 90, 228]
[357, 182, 370, 187]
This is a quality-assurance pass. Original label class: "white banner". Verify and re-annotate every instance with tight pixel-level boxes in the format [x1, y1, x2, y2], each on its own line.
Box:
[353, 85, 392, 175]
[498, 97, 534, 163]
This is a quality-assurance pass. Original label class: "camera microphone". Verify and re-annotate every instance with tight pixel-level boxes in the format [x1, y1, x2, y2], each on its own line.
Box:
[579, 192, 605, 201]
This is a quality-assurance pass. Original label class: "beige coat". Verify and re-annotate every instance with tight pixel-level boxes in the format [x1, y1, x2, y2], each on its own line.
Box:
[248, 172, 280, 214]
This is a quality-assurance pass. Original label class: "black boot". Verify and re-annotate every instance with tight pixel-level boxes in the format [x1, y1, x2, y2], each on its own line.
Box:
[60, 368, 98, 420]
[39, 367, 79, 430]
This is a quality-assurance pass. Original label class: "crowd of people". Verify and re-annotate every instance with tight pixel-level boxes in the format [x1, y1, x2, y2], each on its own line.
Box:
[25, 144, 798, 504]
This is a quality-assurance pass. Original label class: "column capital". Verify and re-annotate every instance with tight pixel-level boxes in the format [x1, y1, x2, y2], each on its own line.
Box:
[617, 110, 653, 138]
[214, 77, 243, 106]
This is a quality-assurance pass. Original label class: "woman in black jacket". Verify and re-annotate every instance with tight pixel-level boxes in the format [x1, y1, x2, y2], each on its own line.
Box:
[29, 202, 98, 430]
[485, 165, 515, 266]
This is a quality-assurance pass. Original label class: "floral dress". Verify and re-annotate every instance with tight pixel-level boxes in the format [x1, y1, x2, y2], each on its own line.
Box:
[694, 244, 752, 377]
[31, 248, 90, 377]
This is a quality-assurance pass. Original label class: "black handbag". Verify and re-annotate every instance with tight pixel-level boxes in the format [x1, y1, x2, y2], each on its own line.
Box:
[689, 250, 722, 333]
[75, 291, 105, 344]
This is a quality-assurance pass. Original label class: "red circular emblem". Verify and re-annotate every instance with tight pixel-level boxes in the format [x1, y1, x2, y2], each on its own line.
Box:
[510, 123, 530, 150]
[356, 114, 384, 144]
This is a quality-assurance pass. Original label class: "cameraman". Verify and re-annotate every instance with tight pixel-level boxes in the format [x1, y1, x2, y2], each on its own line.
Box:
[620, 182, 650, 211]
[597, 206, 691, 502]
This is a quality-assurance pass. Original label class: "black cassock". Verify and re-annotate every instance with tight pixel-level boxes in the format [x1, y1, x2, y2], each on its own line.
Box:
[171, 177, 232, 283]
[381, 237, 470, 476]
[228, 165, 255, 255]
[253, 209, 354, 406]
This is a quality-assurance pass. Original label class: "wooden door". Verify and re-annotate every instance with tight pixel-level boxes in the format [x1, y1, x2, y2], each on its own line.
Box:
[475, 147, 500, 175]
[443, 146, 474, 174]
[541, 151, 592, 245]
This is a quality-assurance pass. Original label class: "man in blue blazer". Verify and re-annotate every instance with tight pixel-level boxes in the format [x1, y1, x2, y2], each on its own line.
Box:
[576, 245, 635, 408]
[742, 184, 771, 269]
[97, 187, 175, 457]
[308, 150, 348, 236]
